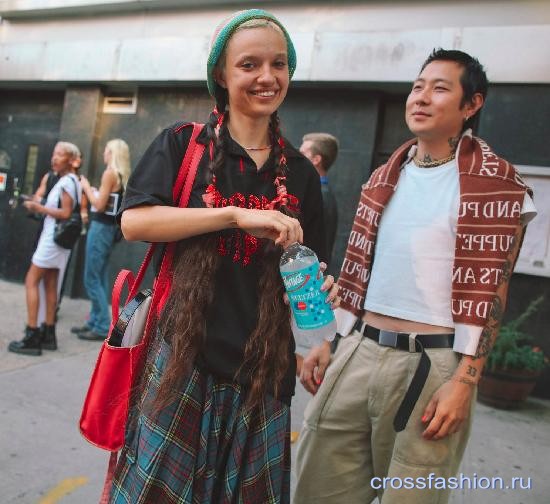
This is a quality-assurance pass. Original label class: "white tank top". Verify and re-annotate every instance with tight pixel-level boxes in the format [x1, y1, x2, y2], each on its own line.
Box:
[364, 159, 536, 355]
[365, 159, 459, 327]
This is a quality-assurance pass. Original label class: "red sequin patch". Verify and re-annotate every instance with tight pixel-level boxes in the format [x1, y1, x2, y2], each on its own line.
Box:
[203, 186, 300, 266]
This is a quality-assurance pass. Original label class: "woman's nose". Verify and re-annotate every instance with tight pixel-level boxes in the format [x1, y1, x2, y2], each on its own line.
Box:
[257, 64, 276, 84]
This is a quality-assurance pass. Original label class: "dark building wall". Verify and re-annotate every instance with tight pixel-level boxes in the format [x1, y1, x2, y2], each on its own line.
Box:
[479, 85, 550, 396]
[478, 85, 550, 166]
[281, 87, 381, 275]
[0, 90, 64, 281]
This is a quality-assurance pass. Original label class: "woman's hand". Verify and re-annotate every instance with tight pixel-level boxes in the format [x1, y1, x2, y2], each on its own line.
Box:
[23, 200, 42, 213]
[233, 208, 303, 248]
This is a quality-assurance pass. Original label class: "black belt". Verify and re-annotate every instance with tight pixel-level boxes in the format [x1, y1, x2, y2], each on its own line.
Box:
[353, 320, 454, 432]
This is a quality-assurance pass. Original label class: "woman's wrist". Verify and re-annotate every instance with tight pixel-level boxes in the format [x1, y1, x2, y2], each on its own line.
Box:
[227, 206, 241, 228]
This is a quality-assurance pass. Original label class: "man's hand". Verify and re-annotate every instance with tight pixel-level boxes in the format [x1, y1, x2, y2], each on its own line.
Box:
[421, 380, 475, 440]
[300, 341, 331, 395]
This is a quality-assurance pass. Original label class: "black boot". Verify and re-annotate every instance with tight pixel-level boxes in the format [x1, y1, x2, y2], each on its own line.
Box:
[41, 323, 58, 351]
[8, 326, 42, 356]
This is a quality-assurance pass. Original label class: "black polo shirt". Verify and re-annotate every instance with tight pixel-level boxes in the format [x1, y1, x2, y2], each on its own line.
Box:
[121, 122, 326, 403]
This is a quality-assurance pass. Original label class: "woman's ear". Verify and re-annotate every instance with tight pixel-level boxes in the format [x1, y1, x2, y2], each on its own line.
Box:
[214, 68, 227, 89]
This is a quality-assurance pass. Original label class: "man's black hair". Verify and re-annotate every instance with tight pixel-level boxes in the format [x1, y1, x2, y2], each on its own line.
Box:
[421, 48, 488, 130]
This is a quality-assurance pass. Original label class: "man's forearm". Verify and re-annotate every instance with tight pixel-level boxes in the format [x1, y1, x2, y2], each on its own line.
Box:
[452, 224, 524, 385]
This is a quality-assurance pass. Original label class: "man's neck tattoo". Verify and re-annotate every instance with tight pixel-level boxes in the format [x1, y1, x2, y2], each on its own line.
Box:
[448, 135, 460, 151]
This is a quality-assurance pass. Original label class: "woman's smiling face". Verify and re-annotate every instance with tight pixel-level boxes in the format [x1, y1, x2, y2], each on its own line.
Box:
[216, 25, 289, 119]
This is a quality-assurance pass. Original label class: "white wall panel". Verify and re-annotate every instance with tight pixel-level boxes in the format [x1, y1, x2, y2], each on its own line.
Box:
[1, 2, 549, 84]
[311, 30, 443, 82]
[460, 25, 550, 83]
[116, 36, 208, 80]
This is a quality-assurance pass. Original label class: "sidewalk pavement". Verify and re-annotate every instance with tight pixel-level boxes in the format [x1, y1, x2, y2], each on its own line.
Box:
[1, 278, 549, 503]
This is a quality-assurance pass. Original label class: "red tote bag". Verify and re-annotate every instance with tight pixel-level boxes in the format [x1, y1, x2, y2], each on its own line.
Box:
[79, 123, 205, 452]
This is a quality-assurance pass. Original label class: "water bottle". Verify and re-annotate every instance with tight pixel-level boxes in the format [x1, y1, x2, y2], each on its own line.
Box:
[280, 242, 336, 347]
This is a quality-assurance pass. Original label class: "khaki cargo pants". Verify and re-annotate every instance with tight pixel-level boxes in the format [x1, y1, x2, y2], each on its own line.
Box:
[294, 331, 476, 504]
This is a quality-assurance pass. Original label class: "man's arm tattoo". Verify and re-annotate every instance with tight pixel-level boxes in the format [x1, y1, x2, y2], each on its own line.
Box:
[473, 233, 521, 360]
[454, 376, 477, 387]
[466, 365, 478, 377]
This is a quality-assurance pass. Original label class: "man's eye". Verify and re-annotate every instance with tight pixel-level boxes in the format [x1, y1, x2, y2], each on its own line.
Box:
[274, 60, 287, 68]
[241, 62, 255, 69]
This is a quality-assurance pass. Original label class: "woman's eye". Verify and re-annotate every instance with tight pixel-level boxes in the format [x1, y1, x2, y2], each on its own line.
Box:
[241, 61, 254, 69]
[274, 60, 287, 68]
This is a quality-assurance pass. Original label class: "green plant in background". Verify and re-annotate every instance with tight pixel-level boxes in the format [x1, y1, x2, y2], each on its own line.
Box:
[487, 295, 546, 373]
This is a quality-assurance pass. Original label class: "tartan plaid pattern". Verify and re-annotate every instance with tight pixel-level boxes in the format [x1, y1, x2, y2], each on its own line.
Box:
[110, 341, 291, 503]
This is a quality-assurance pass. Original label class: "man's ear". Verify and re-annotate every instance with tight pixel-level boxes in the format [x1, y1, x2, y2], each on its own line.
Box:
[214, 68, 227, 89]
[312, 153, 323, 169]
[465, 93, 484, 120]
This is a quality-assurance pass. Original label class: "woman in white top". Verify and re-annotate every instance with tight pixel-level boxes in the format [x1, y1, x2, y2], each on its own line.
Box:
[8, 141, 82, 356]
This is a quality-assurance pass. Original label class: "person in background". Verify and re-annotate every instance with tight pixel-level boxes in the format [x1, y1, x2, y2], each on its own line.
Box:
[72, 139, 130, 341]
[294, 49, 536, 504]
[35, 152, 86, 331]
[300, 132, 339, 269]
[8, 142, 82, 355]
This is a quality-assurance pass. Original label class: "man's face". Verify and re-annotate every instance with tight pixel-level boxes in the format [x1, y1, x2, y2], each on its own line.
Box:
[405, 60, 474, 142]
[299, 140, 323, 172]
[299, 140, 315, 164]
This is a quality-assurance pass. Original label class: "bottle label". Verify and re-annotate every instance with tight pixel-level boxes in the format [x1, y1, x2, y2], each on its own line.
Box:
[281, 263, 335, 330]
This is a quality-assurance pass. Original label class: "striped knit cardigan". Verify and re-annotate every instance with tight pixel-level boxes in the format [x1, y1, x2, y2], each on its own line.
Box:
[336, 130, 532, 336]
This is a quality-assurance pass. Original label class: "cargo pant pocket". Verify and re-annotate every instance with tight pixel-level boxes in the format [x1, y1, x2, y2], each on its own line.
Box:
[303, 332, 363, 429]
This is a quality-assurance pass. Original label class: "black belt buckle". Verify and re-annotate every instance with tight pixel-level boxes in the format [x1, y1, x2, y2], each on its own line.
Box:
[378, 330, 398, 347]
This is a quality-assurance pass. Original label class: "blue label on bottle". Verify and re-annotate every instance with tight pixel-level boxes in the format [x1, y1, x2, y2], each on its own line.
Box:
[281, 263, 335, 330]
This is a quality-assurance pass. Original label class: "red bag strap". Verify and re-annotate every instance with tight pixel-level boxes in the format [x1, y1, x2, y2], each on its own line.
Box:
[126, 122, 205, 300]
[172, 123, 204, 203]
[128, 245, 154, 300]
[111, 269, 135, 322]
[148, 123, 206, 318]
[99, 452, 118, 504]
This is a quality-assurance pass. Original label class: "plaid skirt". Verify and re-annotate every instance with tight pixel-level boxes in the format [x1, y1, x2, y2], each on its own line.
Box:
[109, 340, 291, 504]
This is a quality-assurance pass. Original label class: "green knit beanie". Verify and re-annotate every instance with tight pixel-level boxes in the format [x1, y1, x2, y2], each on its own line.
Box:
[207, 9, 297, 97]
